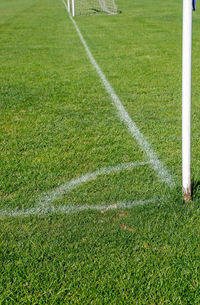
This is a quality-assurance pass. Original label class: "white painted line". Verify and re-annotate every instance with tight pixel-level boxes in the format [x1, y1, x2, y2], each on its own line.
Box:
[0, 3, 174, 220]
[0, 161, 156, 218]
[62, 0, 175, 188]
[39, 161, 150, 206]
[0, 198, 157, 218]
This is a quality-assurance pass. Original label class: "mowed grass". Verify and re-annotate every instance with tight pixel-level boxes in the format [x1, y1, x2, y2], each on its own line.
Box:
[0, 0, 200, 303]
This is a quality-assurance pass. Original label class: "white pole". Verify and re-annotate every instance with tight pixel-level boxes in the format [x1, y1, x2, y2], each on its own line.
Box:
[72, 0, 75, 16]
[182, 0, 192, 202]
[67, 0, 70, 13]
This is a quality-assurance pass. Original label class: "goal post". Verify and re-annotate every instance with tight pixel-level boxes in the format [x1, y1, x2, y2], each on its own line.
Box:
[67, 0, 71, 13]
[72, 0, 75, 16]
[69, 0, 118, 16]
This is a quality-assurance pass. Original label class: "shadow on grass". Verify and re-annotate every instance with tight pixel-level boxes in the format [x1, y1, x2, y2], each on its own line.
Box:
[191, 178, 200, 200]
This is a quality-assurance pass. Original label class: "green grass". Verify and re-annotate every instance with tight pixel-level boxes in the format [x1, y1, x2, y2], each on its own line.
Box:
[0, 0, 200, 303]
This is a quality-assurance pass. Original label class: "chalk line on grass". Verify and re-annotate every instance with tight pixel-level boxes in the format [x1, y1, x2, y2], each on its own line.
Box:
[39, 161, 150, 206]
[0, 161, 156, 218]
[62, 0, 175, 188]
[0, 198, 156, 218]
[0, 3, 175, 219]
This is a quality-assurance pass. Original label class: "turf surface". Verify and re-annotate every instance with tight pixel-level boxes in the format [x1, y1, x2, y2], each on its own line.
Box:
[0, 0, 200, 303]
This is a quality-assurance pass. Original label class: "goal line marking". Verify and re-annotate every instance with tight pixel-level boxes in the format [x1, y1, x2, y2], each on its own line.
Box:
[0, 161, 155, 218]
[0, 199, 156, 218]
[62, 0, 175, 188]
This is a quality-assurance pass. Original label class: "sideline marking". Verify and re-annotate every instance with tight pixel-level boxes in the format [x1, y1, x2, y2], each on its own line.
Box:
[62, 0, 174, 188]
[39, 161, 150, 206]
[0, 4, 175, 219]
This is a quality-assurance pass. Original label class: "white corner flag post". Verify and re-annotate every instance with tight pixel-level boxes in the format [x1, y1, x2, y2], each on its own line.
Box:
[182, 0, 193, 202]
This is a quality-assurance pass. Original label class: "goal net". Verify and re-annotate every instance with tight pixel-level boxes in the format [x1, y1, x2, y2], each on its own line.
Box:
[69, 0, 118, 16]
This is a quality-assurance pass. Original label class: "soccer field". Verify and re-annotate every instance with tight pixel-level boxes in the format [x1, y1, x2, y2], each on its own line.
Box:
[0, 0, 200, 303]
